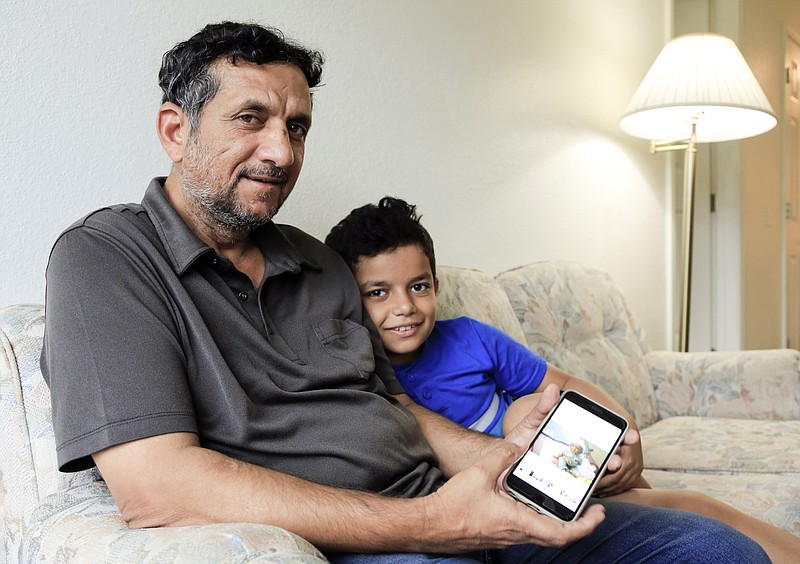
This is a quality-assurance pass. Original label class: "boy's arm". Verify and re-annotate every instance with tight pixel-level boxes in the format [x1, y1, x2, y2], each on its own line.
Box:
[536, 364, 648, 495]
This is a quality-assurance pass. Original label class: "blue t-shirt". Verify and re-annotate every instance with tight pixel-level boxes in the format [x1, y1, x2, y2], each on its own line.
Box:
[392, 317, 547, 435]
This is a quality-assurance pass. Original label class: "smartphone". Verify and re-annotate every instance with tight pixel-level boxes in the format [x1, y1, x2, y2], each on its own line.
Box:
[503, 390, 629, 522]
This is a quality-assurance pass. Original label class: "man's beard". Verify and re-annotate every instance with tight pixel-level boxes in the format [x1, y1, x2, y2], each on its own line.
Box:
[181, 138, 290, 234]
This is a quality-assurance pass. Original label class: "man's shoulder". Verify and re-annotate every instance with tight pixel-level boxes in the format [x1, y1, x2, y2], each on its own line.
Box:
[273, 222, 346, 267]
[62, 202, 149, 236]
[273, 222, 320, 244]
[275, 223, 324, 250]
[52, 201, 161, 263]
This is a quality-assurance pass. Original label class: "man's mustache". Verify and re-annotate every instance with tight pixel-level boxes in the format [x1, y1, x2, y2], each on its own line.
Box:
[237, 165, 289, 182]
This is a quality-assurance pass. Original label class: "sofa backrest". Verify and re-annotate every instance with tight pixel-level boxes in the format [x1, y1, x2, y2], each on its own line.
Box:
[436, 266, 526, 345]
[495, 261, 658, 426]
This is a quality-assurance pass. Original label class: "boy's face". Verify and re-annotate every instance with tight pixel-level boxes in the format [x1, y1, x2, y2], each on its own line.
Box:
[354, 244, 439, 365]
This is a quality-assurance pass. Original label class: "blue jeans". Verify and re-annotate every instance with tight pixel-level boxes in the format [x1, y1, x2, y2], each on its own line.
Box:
[324, 500, 770, 563]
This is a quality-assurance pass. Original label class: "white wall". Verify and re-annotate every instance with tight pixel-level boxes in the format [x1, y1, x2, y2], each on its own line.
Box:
[0, 0, 671, 347]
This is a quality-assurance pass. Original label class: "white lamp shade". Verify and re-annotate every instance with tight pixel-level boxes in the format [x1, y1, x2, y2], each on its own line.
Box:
[620, 33, 777, 143]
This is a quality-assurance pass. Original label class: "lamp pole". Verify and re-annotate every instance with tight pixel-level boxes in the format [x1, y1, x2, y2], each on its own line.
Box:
[651, 119, 698, 352]
[678, 121, 698, 352]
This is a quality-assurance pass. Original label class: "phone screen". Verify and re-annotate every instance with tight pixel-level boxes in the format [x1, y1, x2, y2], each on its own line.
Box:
[504, 391, 628, 521]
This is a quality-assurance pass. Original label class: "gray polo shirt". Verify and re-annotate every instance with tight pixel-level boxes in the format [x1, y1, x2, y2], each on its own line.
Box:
[41, 178, 442, 498]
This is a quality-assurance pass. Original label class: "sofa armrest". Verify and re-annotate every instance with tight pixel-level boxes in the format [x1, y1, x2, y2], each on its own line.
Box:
[645, 349, 800, 421]
[22, 478, 328, 563]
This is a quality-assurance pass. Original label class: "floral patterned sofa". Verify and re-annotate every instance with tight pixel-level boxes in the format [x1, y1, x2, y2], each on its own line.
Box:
[2, 260, 798, 562]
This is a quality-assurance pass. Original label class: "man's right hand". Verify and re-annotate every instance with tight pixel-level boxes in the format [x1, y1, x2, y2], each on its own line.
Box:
[414, 384, 605, 552]
[419, 436, 606, 551]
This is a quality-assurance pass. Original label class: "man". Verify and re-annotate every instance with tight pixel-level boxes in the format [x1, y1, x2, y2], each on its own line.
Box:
[41, 21, 769, 563]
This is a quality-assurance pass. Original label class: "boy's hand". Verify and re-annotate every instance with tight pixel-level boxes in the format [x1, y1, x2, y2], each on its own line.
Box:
[593, 429, 649, 496]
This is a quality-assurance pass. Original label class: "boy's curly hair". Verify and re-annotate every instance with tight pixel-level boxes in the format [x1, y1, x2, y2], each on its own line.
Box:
[325, 197, 436, 277]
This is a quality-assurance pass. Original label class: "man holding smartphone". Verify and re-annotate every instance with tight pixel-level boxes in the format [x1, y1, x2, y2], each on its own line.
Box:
[505, 391, 629, 522]
[40, 21, 770, 563]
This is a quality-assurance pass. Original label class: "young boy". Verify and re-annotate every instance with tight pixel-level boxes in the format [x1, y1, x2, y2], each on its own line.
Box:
[326, 196, 800, 562]
[325, 196, 638, 441]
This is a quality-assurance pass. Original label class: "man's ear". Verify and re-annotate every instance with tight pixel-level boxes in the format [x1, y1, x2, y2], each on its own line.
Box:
[156, 102, 191, 163]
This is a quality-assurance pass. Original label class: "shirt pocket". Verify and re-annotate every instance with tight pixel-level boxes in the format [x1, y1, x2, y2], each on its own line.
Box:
[314, 319, 376, 379]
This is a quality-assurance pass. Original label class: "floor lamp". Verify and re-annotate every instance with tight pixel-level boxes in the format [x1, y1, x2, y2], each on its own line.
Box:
[619, 33, 776, 352]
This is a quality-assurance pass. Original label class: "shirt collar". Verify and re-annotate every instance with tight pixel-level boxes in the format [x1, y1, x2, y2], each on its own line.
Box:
[141, 177, 320, 276]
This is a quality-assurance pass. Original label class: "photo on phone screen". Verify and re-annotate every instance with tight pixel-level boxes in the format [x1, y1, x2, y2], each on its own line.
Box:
[503, 390, 628, 522]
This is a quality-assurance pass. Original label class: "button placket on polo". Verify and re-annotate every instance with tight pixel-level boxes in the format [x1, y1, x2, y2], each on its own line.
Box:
[210, 253, 262, 330]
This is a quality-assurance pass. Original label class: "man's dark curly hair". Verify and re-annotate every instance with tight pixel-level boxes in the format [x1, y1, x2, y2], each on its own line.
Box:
[159, 21, 325, 128]
[325, 197, 436, 277]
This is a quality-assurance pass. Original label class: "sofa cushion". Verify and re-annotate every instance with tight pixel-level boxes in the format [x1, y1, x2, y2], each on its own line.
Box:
[495, 261, 658, 427]
[641, 416, 800, 474]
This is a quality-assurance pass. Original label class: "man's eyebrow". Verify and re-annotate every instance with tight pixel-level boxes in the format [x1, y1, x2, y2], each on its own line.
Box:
[231, 99, 269, 114]
[290, 110, 312, 129]
[227, 100, 312, 126]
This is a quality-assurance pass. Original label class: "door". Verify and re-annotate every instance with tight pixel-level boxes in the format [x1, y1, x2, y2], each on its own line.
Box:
[784, 35, 800, 349]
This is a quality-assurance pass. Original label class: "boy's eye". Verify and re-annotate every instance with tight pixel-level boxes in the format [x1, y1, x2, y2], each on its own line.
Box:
[365, 289, 387, 299]
[410, 283, 430, 293]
